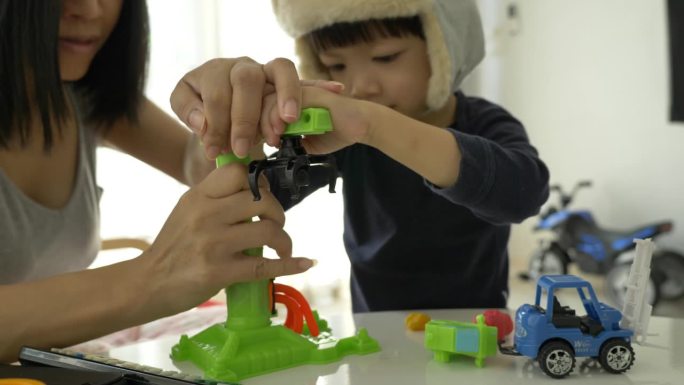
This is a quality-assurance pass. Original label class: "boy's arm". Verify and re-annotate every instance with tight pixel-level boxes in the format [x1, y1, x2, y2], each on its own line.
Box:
[436, 122, 550, 224]
[364, 104, 462, 188]
[364, 102, 549, 224]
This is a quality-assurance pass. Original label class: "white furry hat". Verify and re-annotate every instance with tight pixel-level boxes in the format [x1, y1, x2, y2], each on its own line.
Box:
[272, 0, 485, 110]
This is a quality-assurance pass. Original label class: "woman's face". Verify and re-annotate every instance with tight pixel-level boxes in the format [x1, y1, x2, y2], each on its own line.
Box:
[59, 0, 124, 81]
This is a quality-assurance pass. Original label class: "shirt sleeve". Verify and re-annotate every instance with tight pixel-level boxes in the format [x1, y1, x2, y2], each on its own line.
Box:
[425, 103, 550, 225]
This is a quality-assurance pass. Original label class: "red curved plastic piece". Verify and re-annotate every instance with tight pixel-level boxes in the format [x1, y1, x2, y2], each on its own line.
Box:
[275, 293, 303, 333]
[274, 283, 320, 337]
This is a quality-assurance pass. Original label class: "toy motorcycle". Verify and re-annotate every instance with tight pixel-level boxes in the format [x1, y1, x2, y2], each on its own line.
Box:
[520, 180, 684, 308]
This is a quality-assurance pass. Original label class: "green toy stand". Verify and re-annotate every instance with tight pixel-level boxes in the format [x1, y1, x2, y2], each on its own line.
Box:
[171, 109, 380, 382]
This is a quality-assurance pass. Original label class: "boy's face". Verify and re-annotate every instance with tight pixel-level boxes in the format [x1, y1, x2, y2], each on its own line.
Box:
[317, 35, 432, 121]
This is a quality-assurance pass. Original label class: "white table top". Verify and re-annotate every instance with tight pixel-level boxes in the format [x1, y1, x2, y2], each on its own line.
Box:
[110, 309, 684, 385]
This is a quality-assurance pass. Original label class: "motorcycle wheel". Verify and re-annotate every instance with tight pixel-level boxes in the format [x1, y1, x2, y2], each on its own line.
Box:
[652, 251, 684, 300]
[605, 263, 660, 309]
[527, 247, 567, 280]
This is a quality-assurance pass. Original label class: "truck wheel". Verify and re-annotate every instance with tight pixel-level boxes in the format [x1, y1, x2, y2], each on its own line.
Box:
[538, 341, 575, 378]
[599, 339, 634, 373]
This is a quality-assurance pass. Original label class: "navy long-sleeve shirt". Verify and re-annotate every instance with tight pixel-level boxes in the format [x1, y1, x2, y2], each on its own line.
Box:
[268, 91, 550, 312]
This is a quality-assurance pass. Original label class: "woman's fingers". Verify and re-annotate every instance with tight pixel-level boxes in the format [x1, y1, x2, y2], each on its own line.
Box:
[229, 59, 268, 158]
[260, 92, 282, 146]
[232, 256, 315, 283]
[198, 61, 235, 159]
[170, 73, 207, 137]
[212, 220, 293, 260]
[263, 58, 302, 124]
[190, 189, 285, 232]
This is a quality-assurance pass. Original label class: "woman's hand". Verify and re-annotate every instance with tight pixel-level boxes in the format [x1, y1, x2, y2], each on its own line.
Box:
[170, 57, 302, 159]
[170, 57, 344, 159]
[140, 163, 314, 314]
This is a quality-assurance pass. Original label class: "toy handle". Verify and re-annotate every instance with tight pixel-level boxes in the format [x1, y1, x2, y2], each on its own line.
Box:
[215, 152, 271, 329]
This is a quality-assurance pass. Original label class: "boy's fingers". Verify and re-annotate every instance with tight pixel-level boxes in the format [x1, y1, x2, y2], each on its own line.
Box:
[263, 58, 302, 124]
[301, 79, 346, 94]
[300, 85, 337, 106]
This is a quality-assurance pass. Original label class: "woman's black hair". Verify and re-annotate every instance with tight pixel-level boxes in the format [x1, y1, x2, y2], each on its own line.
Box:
[0, 0, 149, 151]
[0, 0, 64, 150]
[307, 16, 425, 54]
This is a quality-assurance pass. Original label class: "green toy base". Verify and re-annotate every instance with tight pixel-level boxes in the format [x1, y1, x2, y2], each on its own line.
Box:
[171, 323, 380, 382]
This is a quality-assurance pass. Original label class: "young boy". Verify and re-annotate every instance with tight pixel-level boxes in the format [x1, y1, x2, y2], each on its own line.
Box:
[267, 0, 550, 312]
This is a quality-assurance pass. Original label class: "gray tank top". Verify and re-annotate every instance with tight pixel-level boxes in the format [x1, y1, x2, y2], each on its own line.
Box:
[0, 102, 102, 284]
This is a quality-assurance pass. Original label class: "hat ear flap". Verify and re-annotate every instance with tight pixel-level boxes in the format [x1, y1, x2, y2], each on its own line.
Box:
[422, 11, 453, 111]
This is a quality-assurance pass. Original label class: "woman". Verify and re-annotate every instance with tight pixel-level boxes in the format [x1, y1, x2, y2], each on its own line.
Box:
[0, 0, 314, 362]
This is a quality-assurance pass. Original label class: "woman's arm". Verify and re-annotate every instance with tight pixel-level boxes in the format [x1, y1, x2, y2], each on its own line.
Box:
[102, 97, 213, 186]
[0, 165, 314, 363]
[0, 257, 152, 362]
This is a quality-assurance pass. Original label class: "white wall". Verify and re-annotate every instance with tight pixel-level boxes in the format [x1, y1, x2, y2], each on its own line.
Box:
[472, 0, 684, 263]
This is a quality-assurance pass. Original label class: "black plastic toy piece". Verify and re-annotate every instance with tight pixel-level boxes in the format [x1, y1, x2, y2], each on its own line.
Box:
[248, 136, 337, 201]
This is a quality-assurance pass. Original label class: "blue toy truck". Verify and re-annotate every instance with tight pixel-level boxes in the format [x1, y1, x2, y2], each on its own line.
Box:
[500, 275, 635, 378]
